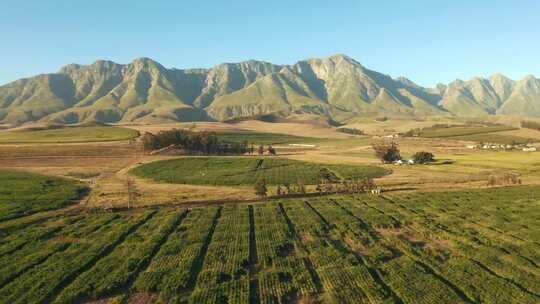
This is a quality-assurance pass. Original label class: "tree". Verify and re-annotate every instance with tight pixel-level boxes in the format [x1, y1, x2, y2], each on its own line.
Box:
[298, 183, 306, 194]
[126, 178, 137, 208]
[315, 181, 323, 194]
[276, 185, 283, 196]
[254, 179, 268, 198]
[363, 177, 375, 190]
[412, 151, 435, 164]
[267, 145, 276, 155]
[324, 182, 334, 193]
[284, 183, 291, 194]
[372, 142, 401, 163]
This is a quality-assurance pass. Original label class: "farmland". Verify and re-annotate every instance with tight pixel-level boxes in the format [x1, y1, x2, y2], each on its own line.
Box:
[1, 119, 540, 303]
[0, 186, 538, 303]
[0, 125, 139, 144]
[218, 132, 319, 145]
[130, 157, 390, 186]
[415, 124, 517, 138]
[450, 132, 533, 145]
[0, 170, 85, 222]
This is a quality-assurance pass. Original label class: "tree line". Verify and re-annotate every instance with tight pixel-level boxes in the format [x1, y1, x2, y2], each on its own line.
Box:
[254, 178, 378, 198]
[141, 129, 249, 155]
[521, 120, 540, 131]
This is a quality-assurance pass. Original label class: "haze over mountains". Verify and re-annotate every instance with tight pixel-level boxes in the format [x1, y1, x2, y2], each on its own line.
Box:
[1, 54, 539, 126]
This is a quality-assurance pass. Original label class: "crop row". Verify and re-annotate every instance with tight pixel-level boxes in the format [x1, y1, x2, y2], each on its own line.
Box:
[336, 195, 540, 303]
[280, 200, 395, 303]
[133, 207, 220, 302]
[0, 213, 120, 290]
[0, 211, 153, 303]
[189, 206, 251, 303]
[254, 204, 318, 303]
[0, 187, 538, 303]
[53, 210, 185, 303]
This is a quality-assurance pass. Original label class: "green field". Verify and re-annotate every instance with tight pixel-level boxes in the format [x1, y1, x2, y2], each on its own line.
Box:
[0, 126, 139, 144]
[0, 187, 538, 303]
[417, 125, 517, 138]
[218, 132, 319, 145]
[130, 157, 390, 186]
[0, 170, 85, 222]
[451, 133, 533, 144]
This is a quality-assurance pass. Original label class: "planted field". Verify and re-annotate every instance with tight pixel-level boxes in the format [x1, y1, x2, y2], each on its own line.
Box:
[0, 126, 139, 143]
[0, 170, 85, 222]
[130, 157, 389, 186]
[218, 132, 319, 145]
[417, 125, 517, 138]
[451, 132, 534, 144]
[0, 186, 538, 303]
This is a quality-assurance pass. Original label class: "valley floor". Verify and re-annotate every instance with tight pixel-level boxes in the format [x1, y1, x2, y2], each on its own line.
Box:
[1, 120, 540, 303]
[1, 121, 540, 208]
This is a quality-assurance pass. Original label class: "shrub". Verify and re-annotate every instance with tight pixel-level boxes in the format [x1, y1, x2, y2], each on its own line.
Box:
[337, 128, 364, 135]
[412, 151, 435, 164]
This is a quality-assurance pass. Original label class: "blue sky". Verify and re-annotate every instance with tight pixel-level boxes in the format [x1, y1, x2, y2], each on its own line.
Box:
[0, 0, 539, 86]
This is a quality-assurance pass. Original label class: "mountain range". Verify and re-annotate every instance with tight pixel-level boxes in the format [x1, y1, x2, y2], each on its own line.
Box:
[1, 54, 539, 126]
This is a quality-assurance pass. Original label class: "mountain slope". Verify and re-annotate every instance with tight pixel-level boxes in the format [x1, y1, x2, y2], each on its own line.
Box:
[497, 76, 540, 116]
[0, 54, 539, 125]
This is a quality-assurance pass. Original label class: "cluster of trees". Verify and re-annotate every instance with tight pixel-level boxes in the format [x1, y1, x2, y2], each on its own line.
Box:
[141, 129, 249, 155]
[521, 120, 540, 131]
[337, 127, 365, 135]
[257, 144, 276, 155]
[372, 142, 435, 164]
[372, 142, 401, 163]
[315, 178, 375, 194]
[276, 183, 307, 196]
[254, 180, 308, 199]
[254, 177, 377, 199]
[412, 151, 435, 164]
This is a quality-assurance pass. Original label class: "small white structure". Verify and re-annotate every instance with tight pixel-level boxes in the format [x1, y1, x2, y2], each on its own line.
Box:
[288, 144, 317, 148]
[407, 159, 415, 165]
[523, 147, 537, 152]
[394, 160, 404, 165]
[466, 145, 477, 149]
[370, 189, 382, 195]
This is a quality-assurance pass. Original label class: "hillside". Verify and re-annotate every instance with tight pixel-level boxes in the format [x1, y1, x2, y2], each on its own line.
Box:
[1, 54, 539, 126]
